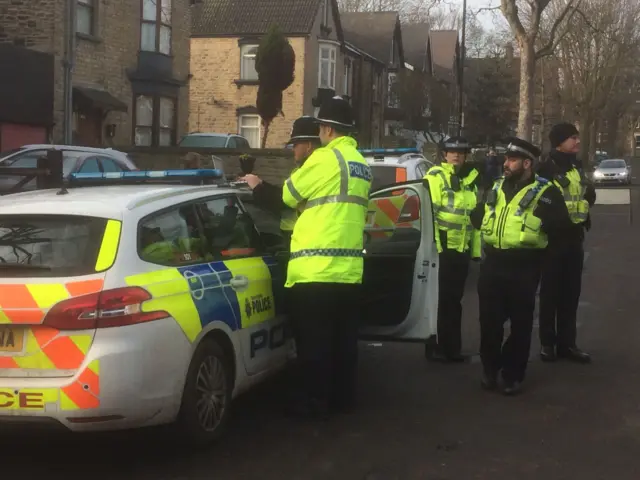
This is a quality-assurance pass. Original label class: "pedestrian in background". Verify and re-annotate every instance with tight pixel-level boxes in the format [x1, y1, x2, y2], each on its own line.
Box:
[472, 138, 574, 395]
[536, 122, 595, 364]
[424, 136, 481, 363]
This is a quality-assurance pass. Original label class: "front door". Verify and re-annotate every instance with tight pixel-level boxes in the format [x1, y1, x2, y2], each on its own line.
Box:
[359, 181, 439, 341]
[74, 109, 102, 146]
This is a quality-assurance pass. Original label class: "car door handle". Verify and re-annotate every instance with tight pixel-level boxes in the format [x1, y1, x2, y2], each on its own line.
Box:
[229, 275, 249, 291]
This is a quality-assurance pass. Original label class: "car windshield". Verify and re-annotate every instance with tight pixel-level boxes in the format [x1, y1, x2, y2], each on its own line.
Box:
[0, 215, 109, 278]
[370, 165, 403, 191]
[179, 135, 228, 148]
[599, 160, 626, 169]
[0, 148, 24, 160]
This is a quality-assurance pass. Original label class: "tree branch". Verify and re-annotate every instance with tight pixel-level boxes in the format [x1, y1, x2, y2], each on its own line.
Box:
[500, 0, 527, 40]
[535, 0, 581, 59]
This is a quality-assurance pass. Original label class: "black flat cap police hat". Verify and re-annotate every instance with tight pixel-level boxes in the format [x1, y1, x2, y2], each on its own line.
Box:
[315, 96, 356, 131]
[442, 136, 471, 153]
[286, 116, 321, 146]
[504, 137, 541, 162]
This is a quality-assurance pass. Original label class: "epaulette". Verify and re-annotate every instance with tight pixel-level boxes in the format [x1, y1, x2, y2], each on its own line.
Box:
[427, 167, 442, 176]
[535, 176, 549, 184]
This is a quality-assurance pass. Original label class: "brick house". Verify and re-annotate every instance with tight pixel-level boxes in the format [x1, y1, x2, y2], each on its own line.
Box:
[189, 0, 350, 149]
[0, 0, 193, 148]
[340, 12, 404, 145]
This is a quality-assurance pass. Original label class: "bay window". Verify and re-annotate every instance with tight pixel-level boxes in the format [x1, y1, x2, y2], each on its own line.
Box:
[319, 44, 337, 90]
[134, 95, 176, 146]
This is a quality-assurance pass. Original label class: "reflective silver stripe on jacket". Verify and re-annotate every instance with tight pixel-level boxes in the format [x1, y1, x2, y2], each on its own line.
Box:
[286, 178, 304, 203]
[304, 148, 369, 209]
[289, 248, 364, 260]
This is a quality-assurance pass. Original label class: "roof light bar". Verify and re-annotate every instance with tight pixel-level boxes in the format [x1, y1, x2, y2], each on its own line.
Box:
[358, 148, 420, 155]
[69, 169, 224, 181]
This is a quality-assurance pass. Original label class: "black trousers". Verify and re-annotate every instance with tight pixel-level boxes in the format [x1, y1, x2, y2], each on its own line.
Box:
[539, 245, 584, 349]
[436, 250, 470, 356]
[289, 282, 360, 409]
[478, 259, 541, 383]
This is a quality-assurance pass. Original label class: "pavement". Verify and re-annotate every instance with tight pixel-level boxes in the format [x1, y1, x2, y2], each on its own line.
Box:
[3, 185, 640, 479]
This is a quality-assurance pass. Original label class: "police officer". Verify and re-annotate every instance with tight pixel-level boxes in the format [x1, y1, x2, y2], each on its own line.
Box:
[471, 138, 574, 395]
[536, 123, 595, 363]
[424, 137, 481, 363]
[282, 96, 371, 418]
[242, 116, 321, 240]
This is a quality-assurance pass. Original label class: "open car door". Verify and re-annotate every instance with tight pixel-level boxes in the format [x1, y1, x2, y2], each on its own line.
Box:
[359, 180, 439, 341]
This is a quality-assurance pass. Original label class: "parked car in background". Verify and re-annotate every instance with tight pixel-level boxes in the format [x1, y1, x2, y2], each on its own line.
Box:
[179, 133, 251, 149]
[0, 145, 137, 194]
[592, 158, 632, 186]
[360, 148, 435, 191]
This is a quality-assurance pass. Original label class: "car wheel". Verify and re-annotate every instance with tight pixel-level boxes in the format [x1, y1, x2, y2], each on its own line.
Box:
[177, 338, 233, 445]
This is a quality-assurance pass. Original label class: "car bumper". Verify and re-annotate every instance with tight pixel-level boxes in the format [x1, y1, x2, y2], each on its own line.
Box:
[593, 177, 629, 184]
[0, 319, 193, 432]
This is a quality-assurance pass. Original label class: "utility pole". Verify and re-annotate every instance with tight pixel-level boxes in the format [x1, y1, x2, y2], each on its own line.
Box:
[457, 0, 467, 137]
[62, 0, 76, 144]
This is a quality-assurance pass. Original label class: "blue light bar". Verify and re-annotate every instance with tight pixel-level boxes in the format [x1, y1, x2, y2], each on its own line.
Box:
[69, 169, 224, 181]
[358, 148, 420, 155]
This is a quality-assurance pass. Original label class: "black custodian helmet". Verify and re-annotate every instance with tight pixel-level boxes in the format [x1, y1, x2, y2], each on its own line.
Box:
[315, 96, 356, 131]
[286, 116, 321, 146]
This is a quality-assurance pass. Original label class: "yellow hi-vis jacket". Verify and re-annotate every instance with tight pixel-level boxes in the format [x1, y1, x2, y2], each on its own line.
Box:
[282, 136, 372, 287]
[553, 167, 590, 224]
[280, 166, 300, 233]
[481, 176, 551, 250]
[425, 162, 481, 258]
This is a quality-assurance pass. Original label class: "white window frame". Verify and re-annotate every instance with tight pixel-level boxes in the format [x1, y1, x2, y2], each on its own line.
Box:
[238, 115, 261, 148]
[318, 44, 337, 90]
[240, 44, 259, 81]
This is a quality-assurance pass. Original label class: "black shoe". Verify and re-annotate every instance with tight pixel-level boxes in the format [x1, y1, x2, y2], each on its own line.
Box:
[427, 348, 469, 364]
[540, 346, 557, 362]
[502, 381, 523, 396]
[481, 372, 498, 391]
[558, 347, 591, 364]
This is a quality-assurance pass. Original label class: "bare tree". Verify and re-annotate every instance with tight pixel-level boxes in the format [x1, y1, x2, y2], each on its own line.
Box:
[552, 0, 640, 162]
[338, 0, 446, 23]
[500, 0, 581, 141]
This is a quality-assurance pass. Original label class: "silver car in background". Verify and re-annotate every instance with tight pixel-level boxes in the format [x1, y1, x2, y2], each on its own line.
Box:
[592, 158, 631, 186]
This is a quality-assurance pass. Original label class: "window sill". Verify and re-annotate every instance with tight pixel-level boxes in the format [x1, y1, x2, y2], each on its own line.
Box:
[76, 32, 102, 44]
[234, 79, 260, 88]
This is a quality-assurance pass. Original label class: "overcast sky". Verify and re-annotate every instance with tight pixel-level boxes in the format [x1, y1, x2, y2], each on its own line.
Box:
[464, 0, 503, 29]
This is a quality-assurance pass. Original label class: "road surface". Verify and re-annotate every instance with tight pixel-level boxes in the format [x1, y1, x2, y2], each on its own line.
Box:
[2, 187, 640, 480]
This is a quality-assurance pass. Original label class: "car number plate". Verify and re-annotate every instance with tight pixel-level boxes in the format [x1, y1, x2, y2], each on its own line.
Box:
[0, 326, 24, 353]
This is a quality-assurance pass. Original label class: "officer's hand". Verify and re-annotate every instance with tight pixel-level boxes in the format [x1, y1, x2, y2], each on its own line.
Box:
[239, 174, 263, 190]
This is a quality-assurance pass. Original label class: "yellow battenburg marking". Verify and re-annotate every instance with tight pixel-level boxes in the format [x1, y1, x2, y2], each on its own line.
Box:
[0, 310, 11, 324]
[95, 220, 122, 272]
[70, 335, 92, 354]
[59, 391, 78, 410]
[88, 359, 100, 375]
[14, 330, 55, 369]
[26, 283, 70, 309]
[126, 269, 202, 342]
[224, 258, 275, 329]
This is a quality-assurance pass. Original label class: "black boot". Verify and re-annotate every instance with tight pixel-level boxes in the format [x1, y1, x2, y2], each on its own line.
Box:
[502, 381, 523, 396]
[558, 346, 591, 364]
[481, 371, 498, 391]
[540, 345, 557, 362]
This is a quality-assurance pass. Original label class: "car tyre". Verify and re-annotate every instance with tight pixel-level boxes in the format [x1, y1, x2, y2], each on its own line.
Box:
[176, 338, 233, 446]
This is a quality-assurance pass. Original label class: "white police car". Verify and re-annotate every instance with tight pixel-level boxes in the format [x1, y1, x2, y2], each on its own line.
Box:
[360, 148, 435, 190]
[0, 168, 439, 443]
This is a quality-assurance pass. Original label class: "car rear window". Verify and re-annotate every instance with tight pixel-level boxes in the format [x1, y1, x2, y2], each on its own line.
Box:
[370, 165, 407, 191]
[0, 215, 109, 277]
[179, 135, 228, 148]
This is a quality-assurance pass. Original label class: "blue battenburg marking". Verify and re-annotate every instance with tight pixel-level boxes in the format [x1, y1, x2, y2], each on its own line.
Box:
[178, 262, 239, 331]
[348, 162, 373, 181]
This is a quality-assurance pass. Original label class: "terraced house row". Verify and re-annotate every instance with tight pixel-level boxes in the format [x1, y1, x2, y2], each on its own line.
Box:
[0, 0, 462, 150]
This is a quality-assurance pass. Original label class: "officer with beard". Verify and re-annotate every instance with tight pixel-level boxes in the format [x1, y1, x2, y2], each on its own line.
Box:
[471, 138, 574, 396]
[242, 116, 320, 240]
